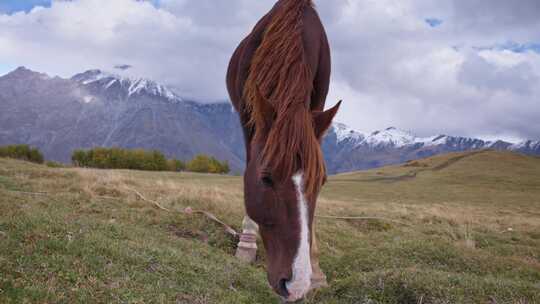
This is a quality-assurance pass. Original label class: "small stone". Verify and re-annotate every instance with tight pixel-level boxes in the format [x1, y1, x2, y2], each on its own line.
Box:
[0, 231, 6, 238]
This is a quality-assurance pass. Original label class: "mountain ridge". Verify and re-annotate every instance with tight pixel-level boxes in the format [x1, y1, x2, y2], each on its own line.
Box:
[1, 66, 539, 174]
[330, 122, 538, 152]
[324, 122, 539, 173]
[71, 69, 183, 103]
[0, 66, 246, 172]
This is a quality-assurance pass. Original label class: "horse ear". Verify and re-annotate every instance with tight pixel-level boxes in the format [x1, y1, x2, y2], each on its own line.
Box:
[312, 100, 342, 139]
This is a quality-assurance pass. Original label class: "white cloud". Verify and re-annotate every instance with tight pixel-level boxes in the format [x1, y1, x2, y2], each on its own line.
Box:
[0, 0, 539, 139]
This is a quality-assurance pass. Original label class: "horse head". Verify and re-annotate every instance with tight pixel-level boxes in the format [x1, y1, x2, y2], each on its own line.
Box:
[244, 99, 341, 301]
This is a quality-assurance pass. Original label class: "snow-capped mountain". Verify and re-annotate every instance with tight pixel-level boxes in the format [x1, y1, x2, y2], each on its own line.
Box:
[331, 124, 509, 150]
[333, 123, 365, 145]
[71, 69, 183, 102]
[1, 66, 538, 174]
[0, 67, 245, 171]
[364, 127, 418, 148]
[333, 123, 528, 150]
[510, 140, 540, 152]
[323, 123, 539, 173]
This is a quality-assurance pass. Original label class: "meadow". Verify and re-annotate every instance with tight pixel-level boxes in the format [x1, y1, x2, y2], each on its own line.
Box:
[1, 150, 539, 303]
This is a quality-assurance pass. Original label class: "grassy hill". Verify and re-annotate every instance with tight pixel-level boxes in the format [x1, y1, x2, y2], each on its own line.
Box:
[1, 150, 539, 303]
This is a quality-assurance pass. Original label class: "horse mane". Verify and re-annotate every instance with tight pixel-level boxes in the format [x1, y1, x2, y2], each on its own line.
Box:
[243, 0, 325, 194]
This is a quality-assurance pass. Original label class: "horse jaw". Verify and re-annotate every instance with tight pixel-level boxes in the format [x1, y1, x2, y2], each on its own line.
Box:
[286, 172, 312, 302]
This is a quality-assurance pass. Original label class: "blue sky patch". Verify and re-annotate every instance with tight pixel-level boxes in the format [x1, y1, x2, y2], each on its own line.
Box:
[148, 0, 160, 7]
[499, 41, 540, 54]
[425, 18, 443, 28]
[0, 63, 17, 76]
[0, 0, 51, 14]
[0, 0, 160, 14]
[477, 41, 540, 54]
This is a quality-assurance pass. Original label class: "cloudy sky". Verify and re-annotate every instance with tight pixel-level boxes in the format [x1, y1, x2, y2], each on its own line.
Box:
[0, 0, 539, 141]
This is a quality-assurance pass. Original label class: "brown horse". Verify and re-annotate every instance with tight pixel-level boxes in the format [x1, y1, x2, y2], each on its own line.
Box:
[226, 0, 340, 301]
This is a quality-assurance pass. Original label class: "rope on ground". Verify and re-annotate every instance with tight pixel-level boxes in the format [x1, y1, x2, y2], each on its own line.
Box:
[126, 187, 239, 237]
[6, 190, 49, 196]
[6, 188, 407, 233]
[6, 189, 119, 201]
[127, 187, 171, 212]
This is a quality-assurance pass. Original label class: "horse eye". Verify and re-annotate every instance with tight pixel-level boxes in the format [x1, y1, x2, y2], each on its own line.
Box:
[262, 221, 276, 228]
[261, 175, 274, 187]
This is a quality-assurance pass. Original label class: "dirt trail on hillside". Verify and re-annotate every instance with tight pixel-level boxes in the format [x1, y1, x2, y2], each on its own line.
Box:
[338, 150, 487, 183]
[431, 150, 486, 171]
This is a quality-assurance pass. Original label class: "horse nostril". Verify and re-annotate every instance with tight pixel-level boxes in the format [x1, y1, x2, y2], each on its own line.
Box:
[278, 278, 290, 298]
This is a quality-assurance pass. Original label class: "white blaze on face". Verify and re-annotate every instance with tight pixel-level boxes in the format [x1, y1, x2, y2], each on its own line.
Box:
[286, 172, 312, 301]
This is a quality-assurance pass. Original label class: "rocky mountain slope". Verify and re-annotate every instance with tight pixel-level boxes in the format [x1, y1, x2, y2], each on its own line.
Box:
[1, 67, 538, 174]
[323, 124, 540, 173]
[0, 67, 245, 171]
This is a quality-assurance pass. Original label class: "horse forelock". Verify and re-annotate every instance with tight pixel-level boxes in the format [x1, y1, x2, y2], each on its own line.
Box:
[261, 106, 326, 194]
[243, 0, 325, 194]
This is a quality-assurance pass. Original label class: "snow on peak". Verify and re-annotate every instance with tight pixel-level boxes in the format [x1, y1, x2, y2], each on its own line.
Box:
[71, 70, 183, 102]
[332, 122, 537, 151]
[332, 123, 419, 147]
[332, 123, 454, 148]
[365, 127, 416, 147]
[83, 96, 95, 104]
[333, 122, 365, 143]
[510, 140, 540, 150]
[417, 134, 449, 147]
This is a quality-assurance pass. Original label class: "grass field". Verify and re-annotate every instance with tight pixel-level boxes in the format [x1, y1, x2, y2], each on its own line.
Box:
[1, 150, 539, 303]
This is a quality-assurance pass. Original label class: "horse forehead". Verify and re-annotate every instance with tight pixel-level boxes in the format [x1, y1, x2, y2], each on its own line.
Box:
[292, 172, 304, 187]
[292, 172, 307, 209]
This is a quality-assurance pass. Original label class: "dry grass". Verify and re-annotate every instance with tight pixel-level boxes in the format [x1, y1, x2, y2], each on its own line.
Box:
[1, 150, 540, 303]
[74, 168, 243, 208]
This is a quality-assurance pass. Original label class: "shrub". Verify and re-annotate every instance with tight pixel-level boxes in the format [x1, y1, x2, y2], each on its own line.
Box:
[187, 155, 211, 173]
[0, 145, 44, 164]
[72, 150, 88, 167]
[71, 147, 168, 171]
[46, 161, 65, 168]
[187, 154, 230, 174]
[168, 159, 186, 172]
[71, 148, 229, 174]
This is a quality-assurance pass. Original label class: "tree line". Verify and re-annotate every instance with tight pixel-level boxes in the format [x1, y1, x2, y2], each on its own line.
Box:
[71, 147, 230, 174]
[0, 145, 44, 164]
[0, 145, 230, 174]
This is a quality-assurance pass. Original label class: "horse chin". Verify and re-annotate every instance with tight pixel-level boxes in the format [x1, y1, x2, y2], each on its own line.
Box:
[282, 243, 312, 302]
[284, 276, 312, 302]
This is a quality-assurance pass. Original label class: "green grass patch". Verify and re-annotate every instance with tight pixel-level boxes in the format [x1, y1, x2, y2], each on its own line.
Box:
[1, 151, 540, 303]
